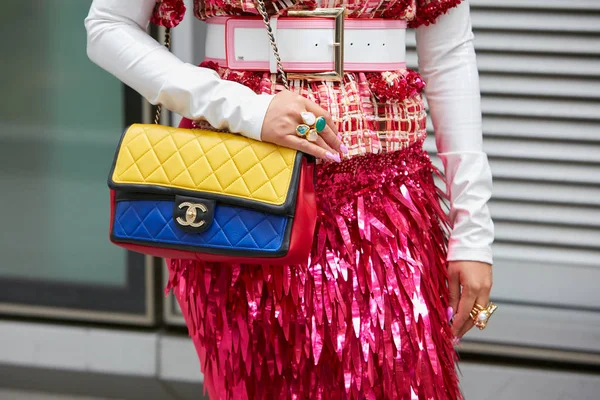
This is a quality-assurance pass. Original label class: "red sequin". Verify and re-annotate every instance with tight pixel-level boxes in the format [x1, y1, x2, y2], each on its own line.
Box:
[150, 0, 186, 28]
[200, 61, 263, 94]
[365, 70, 426, 103]
[150, 0, 464, 28]
[408, 0, 463, 28]
[167, 142, 462, 399]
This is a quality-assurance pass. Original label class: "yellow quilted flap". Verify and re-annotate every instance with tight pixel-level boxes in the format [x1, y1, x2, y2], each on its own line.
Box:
[110, 124, 299, 206]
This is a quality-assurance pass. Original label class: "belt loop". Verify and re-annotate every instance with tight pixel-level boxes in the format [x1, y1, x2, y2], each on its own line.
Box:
[268, 16, 278, 74]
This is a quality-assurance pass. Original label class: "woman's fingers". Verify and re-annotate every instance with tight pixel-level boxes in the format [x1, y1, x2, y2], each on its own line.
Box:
[303, 98, 345, 154]
[448, 261, 494, 339]
[457, 284, 491, 338]
[457, 296, 489, 338]
[313, 136, 341, 162]
[260, 90, 345, 161]
[281, 134, 340, 162]
[319, 125, 342, 152]
[447, 264, 461, 325]
[451, 282, 477, 338]
[448, 261, 493, 338]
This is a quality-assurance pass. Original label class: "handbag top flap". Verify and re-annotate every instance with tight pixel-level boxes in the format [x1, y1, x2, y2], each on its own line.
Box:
[109, 124, 303, 214]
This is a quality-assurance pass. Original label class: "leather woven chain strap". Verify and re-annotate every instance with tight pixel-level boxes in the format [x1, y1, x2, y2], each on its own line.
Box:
[254, 0, 290, 90]
[154, 0, 289, 124]
[154, 28, 172, 124]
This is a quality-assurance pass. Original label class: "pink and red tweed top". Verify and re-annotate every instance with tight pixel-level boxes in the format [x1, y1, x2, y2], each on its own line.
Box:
[151, 0, 462, 28]
[149, 0, 463, 157]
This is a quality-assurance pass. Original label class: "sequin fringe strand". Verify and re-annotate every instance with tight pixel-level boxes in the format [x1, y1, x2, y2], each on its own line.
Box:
[167, 141, 462, 400]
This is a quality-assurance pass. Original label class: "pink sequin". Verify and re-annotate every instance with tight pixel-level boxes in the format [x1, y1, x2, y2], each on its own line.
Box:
[155, 0, 467, 397]
[167, 143, 462, 399]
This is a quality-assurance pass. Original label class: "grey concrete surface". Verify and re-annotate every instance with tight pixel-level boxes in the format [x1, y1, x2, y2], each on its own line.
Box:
[2, 363, 600, 400]
[460, 363, 600, 400]
[2, 321, 600, 399]
[0, 389, 115, 400]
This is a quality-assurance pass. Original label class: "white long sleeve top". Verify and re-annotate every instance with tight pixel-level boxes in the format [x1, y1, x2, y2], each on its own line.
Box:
[85, 0, 494, 265]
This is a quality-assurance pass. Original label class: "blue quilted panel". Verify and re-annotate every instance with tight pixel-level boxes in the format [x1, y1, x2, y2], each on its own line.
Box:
[113, 200, 288, 252]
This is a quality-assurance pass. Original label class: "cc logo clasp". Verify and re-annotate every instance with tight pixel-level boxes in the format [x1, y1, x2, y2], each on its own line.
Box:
[176, 202, 207, 228]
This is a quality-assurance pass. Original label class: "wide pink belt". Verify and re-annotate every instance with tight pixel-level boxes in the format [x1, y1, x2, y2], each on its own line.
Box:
[204, 11, 407, 80]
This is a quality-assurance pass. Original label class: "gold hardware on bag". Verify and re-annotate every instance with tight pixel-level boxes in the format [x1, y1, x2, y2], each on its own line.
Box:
[177, 202, 208, 228]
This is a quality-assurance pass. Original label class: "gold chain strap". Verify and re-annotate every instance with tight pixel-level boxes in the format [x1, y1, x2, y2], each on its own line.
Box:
[153, 3, 287, 125]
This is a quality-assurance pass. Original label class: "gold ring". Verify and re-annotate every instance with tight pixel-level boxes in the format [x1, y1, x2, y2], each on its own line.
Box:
[299, 112, 324, 142]
[301, 111, 317, 126]
[314, 116, 327, 133]
[301, 111, 327, 133]
[296, 124, 319, 141]
[296, 124, 310, 138]
[469, 302, 497, 330]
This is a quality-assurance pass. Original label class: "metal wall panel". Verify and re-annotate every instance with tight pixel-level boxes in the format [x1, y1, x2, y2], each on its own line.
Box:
[409, 1, 600, 356]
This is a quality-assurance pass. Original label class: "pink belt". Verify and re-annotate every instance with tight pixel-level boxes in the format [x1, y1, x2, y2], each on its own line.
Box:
[204, 9, 407, 80]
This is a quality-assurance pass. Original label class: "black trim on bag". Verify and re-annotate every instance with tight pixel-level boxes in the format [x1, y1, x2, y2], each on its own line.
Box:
[113, 190, 297, 219]
[114, 192, 174, 202]
[107, 124, 306, 217]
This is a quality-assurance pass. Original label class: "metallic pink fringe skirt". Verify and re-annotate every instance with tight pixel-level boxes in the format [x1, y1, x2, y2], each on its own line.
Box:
[167, 140, 461, 399]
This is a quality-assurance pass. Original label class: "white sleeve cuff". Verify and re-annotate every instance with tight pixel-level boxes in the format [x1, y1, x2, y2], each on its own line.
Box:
[237, 94, 275, 141]
[439, 151, 495, 265]
[447, 245, 493, 265]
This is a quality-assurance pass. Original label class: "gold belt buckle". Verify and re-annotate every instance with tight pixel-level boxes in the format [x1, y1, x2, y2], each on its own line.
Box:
[286, 8, 345, 82]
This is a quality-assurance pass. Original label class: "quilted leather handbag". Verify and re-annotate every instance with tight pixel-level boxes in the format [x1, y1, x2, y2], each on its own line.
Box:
[107, 0, 317, 264]
[108, 123, 316, 264]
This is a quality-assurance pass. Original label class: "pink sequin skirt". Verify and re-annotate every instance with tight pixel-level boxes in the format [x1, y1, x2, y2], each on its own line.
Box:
[166, 140, 461, 399]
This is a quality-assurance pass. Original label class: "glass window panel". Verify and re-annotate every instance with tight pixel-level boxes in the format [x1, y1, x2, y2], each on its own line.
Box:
[0, 1, 127, 286]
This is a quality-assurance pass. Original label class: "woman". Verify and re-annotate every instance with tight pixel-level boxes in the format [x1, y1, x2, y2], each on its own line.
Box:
[86, 0, 494, 398]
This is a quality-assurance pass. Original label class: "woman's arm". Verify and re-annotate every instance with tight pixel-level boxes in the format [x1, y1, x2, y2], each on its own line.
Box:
[416, 0, 494, 338]
[85, 0, 273, 140]
[85, 0, 343, 159]
[416, 0, 494, 265]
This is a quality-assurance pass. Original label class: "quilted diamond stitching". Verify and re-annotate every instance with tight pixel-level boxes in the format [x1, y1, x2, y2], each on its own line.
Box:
[220, 211, 261, 248]
[112, 125, 297, 206]
[113, 200, 286, 251]
[205, 209, 237, 247]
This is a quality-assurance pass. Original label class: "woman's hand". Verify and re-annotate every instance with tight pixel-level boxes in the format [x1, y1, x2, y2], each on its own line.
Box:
[261, 90, 347, 162]
[448, 260, 493, 338]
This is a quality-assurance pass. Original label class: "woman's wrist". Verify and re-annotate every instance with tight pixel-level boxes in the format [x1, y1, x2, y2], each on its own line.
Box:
[154, 63, 275, 139]
[235, 94, 275, 141]
[447, 245, 493, 266]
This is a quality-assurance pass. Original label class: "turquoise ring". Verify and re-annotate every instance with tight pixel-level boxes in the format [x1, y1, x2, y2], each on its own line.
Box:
[298, 111, 327, 140]
[315, 116, 327, 133]
[296, 124, 310, 137]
